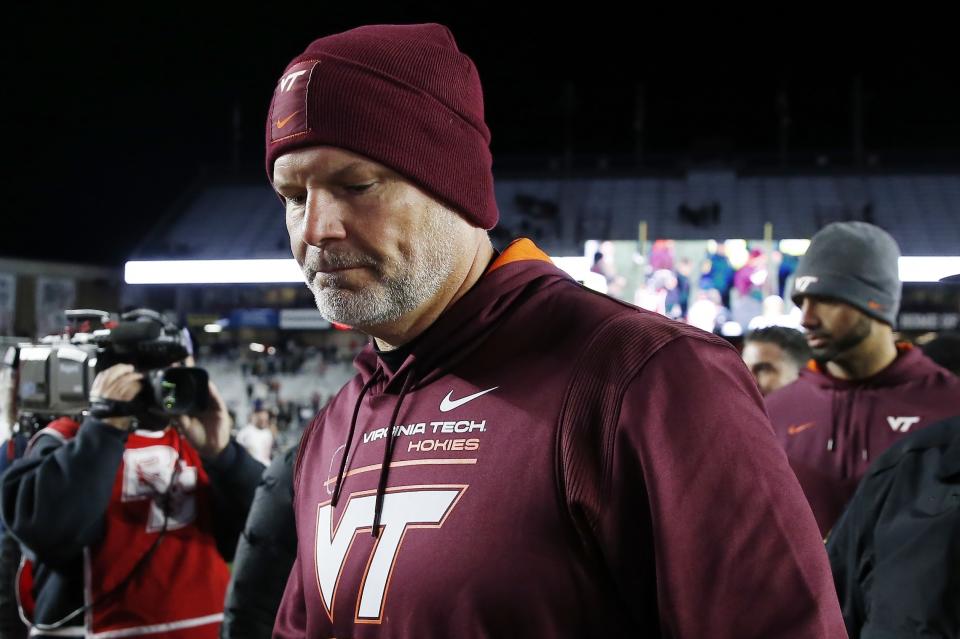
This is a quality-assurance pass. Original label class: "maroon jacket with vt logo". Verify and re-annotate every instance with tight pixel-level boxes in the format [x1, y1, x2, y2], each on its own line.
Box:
[274, 240, 845, 638]
[766, 346, 960, 535]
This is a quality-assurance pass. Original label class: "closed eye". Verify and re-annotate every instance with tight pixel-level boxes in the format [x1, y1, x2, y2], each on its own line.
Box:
[345, 182, 376, 194]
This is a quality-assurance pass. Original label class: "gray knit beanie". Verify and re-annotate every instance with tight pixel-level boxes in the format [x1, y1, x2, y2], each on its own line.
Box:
[790, 221, 902, 326]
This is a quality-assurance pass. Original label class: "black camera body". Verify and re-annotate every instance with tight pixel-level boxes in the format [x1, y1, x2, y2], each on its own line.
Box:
[8, 309, 209, 425]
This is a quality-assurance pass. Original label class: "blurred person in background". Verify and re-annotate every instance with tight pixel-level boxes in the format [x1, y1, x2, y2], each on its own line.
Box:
[266, 23, 844, 638]
[237, 399, 275, 466]
[648, 239, 675, 271]
[686, 288, 731, 334]
[700, 241, 735, 308]
[765, 222, 960, 535]
[778, 248, 800, 298]
[674, 257, 693, 316]
[589, 241, 625, 297]
[0, 316, 264, 638]
[634, 269, 679, 318]
[731, 248, 767, 328]
[742, 326, 811, 397]
[746, 295, 803, 331]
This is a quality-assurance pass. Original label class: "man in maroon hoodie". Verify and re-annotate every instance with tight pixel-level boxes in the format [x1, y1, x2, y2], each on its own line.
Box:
[766, 221, 960, 536]
[266, 23, 845, 638]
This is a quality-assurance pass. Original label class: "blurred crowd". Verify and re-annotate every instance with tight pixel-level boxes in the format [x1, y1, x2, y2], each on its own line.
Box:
[591, 238, 804, 335]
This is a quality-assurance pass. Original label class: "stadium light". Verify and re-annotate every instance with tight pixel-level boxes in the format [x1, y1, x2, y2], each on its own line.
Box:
[551, 256, 608, 293]
[778, 239, 811, 256]
[125, 259, 303, 284]
[898, 257, 960, 283]
[123, 256, 960, 285]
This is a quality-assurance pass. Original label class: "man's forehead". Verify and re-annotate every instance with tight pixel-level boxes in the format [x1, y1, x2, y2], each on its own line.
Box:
[744, 340, 786, 361]
[798, 293, 857, 310]
[273, 146, 387, 183]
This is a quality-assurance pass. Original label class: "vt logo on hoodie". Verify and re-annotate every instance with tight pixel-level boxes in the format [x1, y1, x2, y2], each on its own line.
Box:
[886, 416, 920, 433]
[315, 486, 466, 621]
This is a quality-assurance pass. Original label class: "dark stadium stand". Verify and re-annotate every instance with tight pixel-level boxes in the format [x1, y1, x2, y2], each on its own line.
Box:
[132, 171, 960, 259]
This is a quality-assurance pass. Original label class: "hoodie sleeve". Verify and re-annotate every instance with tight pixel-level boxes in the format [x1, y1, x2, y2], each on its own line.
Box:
[596, 336, 846, 638]
[0, 418, 127, 565]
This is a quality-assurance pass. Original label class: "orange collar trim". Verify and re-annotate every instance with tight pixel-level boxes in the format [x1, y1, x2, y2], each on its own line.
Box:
[806, 341, 913, 374]
[486, 238, 552, 274]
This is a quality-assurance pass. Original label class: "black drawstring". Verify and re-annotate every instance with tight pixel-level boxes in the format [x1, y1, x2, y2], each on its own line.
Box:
[331, 371, 381, 508]
[371, 369, 415, 538]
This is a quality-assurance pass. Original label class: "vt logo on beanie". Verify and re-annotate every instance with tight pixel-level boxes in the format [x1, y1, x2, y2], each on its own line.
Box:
[264, 23, 499, 230]
[794, 276, 819, 293]
[270, 61, 318, 142]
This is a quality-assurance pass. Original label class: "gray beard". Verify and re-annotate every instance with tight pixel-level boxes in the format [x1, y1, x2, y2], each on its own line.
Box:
[304, 211, 460, 329]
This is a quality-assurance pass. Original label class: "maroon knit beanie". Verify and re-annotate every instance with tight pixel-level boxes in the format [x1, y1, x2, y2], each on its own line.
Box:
[265, 23, 498, 230]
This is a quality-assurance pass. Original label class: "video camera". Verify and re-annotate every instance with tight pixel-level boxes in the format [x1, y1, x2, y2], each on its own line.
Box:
[5, 309, 209, 426]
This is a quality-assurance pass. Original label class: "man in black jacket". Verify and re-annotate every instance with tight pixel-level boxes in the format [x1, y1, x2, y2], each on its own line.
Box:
[827, 413, 960, 638]
[221, 437, 300, 638]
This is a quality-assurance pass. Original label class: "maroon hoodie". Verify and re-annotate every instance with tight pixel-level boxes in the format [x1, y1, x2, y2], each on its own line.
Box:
[274, 240, 845, 638]
[765, 346, 960, 535]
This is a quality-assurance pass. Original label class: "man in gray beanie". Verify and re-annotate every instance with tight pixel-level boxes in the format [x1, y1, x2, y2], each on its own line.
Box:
[766, 221, 960, 536]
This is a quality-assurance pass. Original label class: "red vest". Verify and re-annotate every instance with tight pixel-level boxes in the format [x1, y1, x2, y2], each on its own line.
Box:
[19, 418, 230, 638]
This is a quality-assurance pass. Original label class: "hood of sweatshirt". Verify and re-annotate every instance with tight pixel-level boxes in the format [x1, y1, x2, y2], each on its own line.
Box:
[352, 238, 560, 390]
[790, 345, 953, 458]
[766, 341, 960, 534]
[798, 344, 943, 391]
[328, 238, 569, 534]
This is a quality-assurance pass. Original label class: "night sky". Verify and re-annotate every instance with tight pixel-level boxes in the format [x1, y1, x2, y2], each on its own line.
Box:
[5, 5, 958, 266]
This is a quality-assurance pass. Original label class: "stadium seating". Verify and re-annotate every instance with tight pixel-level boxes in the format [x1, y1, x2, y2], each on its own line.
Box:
[133, 172, 960, 259]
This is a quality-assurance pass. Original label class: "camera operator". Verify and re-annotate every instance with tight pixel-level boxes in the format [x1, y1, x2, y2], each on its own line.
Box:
[0, 343, 264, 637]
[0, 356, 28, 639]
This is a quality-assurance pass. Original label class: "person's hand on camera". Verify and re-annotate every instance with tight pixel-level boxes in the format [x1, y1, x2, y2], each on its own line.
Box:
[89, 364, 143, 431]
[176, 381, 231, 458]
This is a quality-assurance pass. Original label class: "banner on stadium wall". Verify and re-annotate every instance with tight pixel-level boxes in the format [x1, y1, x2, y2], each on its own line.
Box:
[0, 274, 15, 335]
[279, 308, 331, 330]
[35, 276, 76, 338]
[899, 312, 959, 331]
[228, 308, 279, 328]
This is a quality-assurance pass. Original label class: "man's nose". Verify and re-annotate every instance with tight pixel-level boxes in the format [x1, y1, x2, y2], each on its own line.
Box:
[799, 298, 819, 329]
[302, 190, 347, 246]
